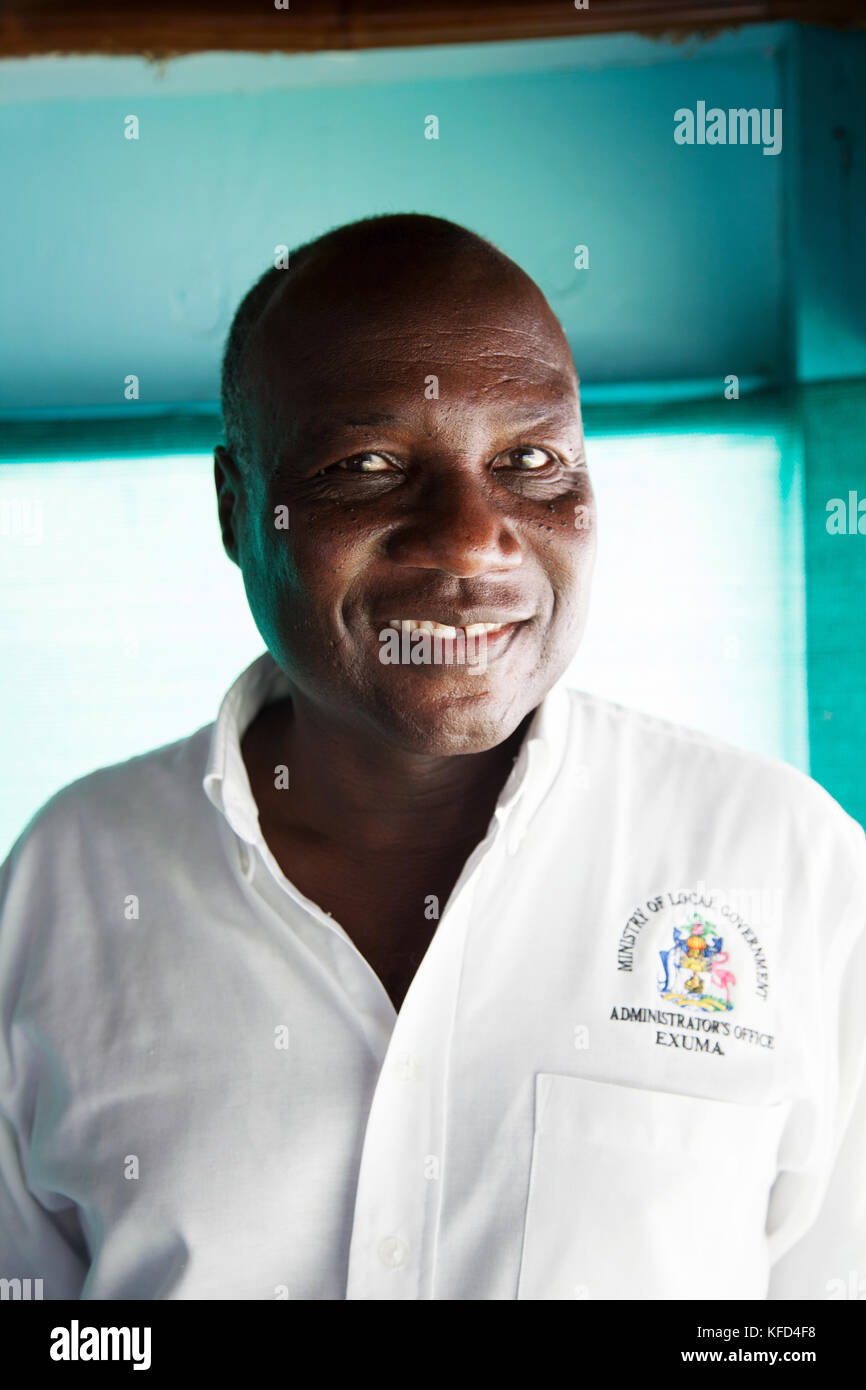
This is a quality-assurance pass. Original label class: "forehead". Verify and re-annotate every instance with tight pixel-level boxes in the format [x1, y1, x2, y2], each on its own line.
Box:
[245, 272, 578, 441]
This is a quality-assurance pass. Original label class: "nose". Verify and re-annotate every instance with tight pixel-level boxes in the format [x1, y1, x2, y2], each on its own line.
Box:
[384, 469, 524, 578]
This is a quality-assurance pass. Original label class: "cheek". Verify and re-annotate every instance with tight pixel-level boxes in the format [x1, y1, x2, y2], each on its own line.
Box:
[536, 489, 596, 577]
[236, 509, 303, 648]
[290, 522, 370, 609]
[565, 523, 598, 614]
[531, 504, 597, 646]
[249, 513, 370, 632]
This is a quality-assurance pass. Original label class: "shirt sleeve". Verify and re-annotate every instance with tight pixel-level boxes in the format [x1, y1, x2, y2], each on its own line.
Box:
[766, 819, 866, 1300]
[0, 1110, 88, 1298]
[0, 830, 88, 1299]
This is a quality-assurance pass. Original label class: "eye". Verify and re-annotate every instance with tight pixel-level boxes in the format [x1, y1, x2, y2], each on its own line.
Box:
[319, 451, 397, 475]
[498, 445, 560, 471]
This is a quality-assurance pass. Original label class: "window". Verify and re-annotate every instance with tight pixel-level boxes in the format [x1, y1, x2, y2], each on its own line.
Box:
[569, 424, 807, 770]
[0, 451, 262, 856]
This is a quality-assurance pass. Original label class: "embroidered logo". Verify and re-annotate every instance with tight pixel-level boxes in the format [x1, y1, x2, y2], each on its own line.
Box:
[658, 913, 736, 1013]
[609, 886, 776, 1057]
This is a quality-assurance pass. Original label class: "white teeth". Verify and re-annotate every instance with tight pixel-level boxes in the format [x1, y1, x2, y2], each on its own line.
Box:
[387, 619, 506, 636]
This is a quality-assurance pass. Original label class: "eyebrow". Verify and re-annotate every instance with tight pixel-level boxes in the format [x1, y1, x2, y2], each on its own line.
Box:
[338, 412, 400, 428]
[502, 402, 578, 426]
[333, 401, 577, 431]
[277, 399, 580, 469]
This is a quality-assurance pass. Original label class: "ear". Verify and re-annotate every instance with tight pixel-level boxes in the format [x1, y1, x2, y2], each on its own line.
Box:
[214, 445, 243, 566]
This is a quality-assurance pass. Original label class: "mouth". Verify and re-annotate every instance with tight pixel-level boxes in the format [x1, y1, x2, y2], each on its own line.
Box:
[385, 618, 513, 638]
[375, 616, 530, 666]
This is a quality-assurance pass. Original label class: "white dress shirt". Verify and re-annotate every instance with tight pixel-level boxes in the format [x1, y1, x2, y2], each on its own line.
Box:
[1, 650, 864, 1301]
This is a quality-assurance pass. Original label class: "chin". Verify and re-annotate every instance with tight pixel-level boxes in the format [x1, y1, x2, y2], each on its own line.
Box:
[367, 676, 533, 755]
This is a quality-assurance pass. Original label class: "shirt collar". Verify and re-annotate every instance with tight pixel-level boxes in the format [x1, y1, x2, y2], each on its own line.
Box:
[203, 649, 571, 852]
[491, 676, 571, 854]
[203, 650, 291, 845]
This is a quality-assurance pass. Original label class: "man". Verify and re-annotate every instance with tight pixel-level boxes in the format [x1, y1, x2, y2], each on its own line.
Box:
[1, 214, 864, 1301]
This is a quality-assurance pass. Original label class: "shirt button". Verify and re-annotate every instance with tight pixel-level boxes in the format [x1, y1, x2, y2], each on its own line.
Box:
[377, 1236, 409, 1268]
[393, 1054, 421, 1081]
[238, 846, 250, 874]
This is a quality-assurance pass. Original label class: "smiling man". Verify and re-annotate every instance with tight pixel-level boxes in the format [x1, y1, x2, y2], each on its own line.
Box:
[215, 215, 595, 1010]
[0, 214, 864, 1302]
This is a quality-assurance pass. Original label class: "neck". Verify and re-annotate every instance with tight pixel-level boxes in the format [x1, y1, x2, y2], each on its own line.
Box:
[242, 691, 532, 856]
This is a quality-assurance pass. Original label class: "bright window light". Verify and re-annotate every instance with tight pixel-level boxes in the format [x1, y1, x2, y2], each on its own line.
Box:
[0, 454, 263, 857]
[568, 431, 808, 770]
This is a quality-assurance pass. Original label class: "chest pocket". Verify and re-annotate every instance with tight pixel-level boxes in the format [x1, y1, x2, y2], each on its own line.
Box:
[516, 1073, 790, 1300]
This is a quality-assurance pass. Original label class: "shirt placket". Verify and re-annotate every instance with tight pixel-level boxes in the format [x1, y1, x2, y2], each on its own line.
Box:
[233, 807, 516, 1300]
[343, 868, 481, 1301]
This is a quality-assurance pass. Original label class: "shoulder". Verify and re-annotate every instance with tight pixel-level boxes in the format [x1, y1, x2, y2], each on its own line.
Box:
[1, 724, 216, 878]
[559, 684, 865, 865]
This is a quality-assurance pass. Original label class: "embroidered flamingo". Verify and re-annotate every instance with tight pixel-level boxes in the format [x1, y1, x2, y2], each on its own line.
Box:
[710, 950, 737, 1006]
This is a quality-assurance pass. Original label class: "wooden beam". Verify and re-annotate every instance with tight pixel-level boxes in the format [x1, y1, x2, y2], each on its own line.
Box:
[1, 0, 864, 61]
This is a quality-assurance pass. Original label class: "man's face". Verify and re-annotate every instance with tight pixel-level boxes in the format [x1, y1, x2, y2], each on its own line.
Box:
[216, 248, 597, 754]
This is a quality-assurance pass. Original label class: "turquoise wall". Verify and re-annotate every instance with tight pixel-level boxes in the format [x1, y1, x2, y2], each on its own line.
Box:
[801, 380, 866, 828]
[0, 25, 798, 411]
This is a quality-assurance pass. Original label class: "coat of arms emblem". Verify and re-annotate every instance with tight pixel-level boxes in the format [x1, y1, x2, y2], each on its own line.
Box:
[658, 913, 736, 1012]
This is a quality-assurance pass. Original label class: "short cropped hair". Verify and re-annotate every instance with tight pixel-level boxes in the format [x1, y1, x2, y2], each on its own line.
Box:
[219, 213, 509, 473]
